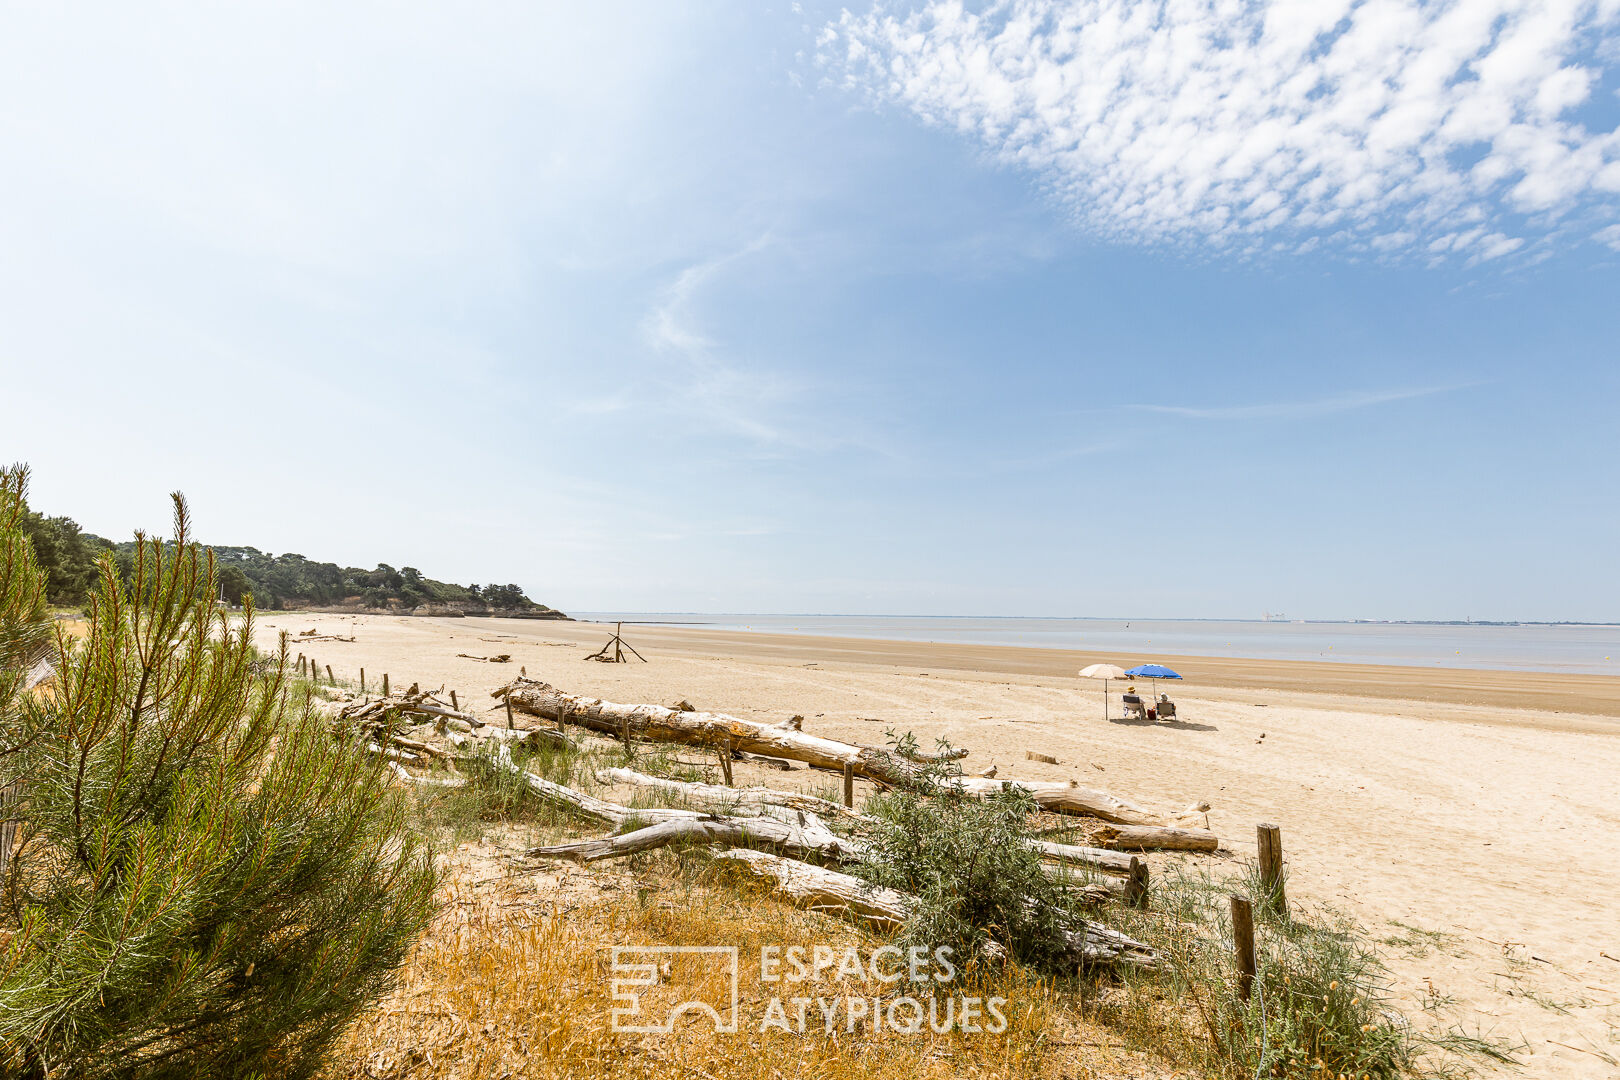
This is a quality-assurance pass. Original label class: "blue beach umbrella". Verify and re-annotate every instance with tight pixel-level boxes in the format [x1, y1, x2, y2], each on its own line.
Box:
[1126, 664, 1183, 706]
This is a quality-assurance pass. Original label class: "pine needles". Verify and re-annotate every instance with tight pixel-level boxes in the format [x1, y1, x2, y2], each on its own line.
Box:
[0, 475, 439, 1079]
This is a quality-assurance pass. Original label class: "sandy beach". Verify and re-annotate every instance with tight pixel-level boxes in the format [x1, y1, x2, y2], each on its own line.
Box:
[263, 612, 1620, 1078]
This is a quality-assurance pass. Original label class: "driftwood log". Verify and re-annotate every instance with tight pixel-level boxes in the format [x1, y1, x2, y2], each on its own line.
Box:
[714, 850, 1155, 967]
[595, 767, 865, 822]
[524, 811, 861, 865]
[494, 678, 944, 788]
[951, 777, 1164, 826]
[1092, 823, 1219, 852]
[597, 768, 1150, 905]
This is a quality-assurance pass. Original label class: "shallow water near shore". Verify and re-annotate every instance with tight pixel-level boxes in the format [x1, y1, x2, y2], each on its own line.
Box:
[574, 613, 1620, 676]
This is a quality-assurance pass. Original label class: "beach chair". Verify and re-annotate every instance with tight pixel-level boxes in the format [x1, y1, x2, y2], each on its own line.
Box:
[1121, 693, 1147, 720]
[1156, 696, 1177, 720]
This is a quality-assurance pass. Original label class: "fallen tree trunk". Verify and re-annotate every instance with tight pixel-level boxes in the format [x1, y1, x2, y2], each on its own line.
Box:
[952, 777, 1164, 826]
[1092, 823, 1219, 852]
[524, 812, 860, 865]
[595, 767, 865, 822]
[1034, 840, 1140, 875]
[714, 849, 912, 930]
[714, 850, 1155, 967]
[483, 745, 701, 827]
[494, 678, 940, 788]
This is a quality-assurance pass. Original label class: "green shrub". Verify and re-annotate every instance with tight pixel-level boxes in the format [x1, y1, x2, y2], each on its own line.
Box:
[854, 739, 1087, 973]
[0, 474, 438, 1079]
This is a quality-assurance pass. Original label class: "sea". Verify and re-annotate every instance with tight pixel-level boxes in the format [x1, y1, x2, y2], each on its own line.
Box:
[569, 613, 1620, 677]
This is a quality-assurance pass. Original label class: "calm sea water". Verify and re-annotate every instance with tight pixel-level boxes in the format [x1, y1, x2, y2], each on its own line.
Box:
[570, 613, 1620, 676]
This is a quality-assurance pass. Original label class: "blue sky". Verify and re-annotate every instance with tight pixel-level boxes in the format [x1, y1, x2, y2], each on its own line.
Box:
[2, 1, 1617, 621]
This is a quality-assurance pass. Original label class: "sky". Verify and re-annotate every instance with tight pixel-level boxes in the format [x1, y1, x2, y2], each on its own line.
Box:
[1, 0, 1617, 622]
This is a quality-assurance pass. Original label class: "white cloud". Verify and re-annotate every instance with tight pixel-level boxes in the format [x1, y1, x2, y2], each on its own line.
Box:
[1128, 385, 1472, 420]
[642, 236, 811, 445]
[824, 0, 1620, 259]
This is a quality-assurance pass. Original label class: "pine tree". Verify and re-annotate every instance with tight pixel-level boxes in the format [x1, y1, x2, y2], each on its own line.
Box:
[0, 469, 438, 1078]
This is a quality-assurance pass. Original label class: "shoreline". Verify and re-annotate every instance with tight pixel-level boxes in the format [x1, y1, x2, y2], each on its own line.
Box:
[548, 619, 1620, 720]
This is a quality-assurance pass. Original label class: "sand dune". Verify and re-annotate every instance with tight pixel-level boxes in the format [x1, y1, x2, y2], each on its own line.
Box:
[262, 613, 1620, 1079]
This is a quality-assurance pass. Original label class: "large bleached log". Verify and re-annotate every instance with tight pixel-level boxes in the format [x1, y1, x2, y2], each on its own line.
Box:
[483, 745, 701, 827]
[713, 850, 914, 931]
[595, 767, 866, 822]
[525, 812, 860, 865]
[714, 850, 1155, 967]
[494, 678, 940, 788]
[1092, 823, 1219, 852]
[1037, 842, 1150, 907]
[1035, 840, 1141, 876]
[951, 777, 1164, 826]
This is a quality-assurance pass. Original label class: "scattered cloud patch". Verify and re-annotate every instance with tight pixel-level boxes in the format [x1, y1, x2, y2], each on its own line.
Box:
[823, 0, 1620, 261]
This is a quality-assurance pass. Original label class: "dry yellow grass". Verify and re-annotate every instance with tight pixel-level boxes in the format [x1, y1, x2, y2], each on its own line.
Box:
[324, 856, 1176, 1080]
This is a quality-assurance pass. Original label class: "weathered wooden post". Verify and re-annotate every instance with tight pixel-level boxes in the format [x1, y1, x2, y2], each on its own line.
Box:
[843, 762, 855, 808]
[382, 673, 389, 697]
[1257, 823, 1287, 917]
[615, 622, 624, 663]
[359, 668, 366, 693]
[449, 689, 458, 711]
[1231, 895, 1257, 1001]
[297, 654, 305, 675]
[1126, 856, 1150, 909]
[506, 694, 515, 730]
[720, 741, 733, 787]
[325, 664, 334, 685]
[620, 712, 633, 754]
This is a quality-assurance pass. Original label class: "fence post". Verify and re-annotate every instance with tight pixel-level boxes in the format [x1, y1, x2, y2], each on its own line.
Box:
[325, 664, 333, 685]
[1257, 823, 1287, 917]
[450, 690, 458, 711]
[506, 694, 515, 730]
[1126, 856, 1149, 909]
[382, 673, 389, 697]
[1231, 895, 1257, 1001]
[720, 741, 733, 787]
[360, 668, 366, 694]
[843, 762, 855, 808]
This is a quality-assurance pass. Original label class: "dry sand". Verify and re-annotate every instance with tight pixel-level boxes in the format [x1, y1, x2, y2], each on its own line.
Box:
[264, 613, 1620, 1078]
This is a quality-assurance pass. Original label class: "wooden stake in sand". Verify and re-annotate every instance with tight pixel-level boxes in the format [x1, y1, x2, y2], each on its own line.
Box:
[1257, 823, 1287, 917]
[843, 762, 855, 808]
[720, 741, 733, 787]
[325, 664, 333, 685]
[506, 694, 515, 731]
[382, 673, 390, 697]
[360, 668, 365, 693]
[450, 690, 458, 710]
[1230, 895, 1257, 1001]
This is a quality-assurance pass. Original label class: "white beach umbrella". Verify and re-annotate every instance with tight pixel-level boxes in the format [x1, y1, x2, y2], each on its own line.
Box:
[1079, 663, 1128, 720]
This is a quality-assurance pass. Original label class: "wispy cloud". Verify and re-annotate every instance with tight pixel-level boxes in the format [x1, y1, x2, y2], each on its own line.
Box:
[1126, 385, 1474, 420]
[640, 235, 807, 444]
[823, 0, 1620, 261]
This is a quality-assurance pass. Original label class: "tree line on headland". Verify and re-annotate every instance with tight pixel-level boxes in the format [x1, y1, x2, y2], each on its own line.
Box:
[17, 504, 562, 617]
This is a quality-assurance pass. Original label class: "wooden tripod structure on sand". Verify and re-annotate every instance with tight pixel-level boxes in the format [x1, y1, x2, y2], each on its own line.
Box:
[585, 621, 646, 663]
